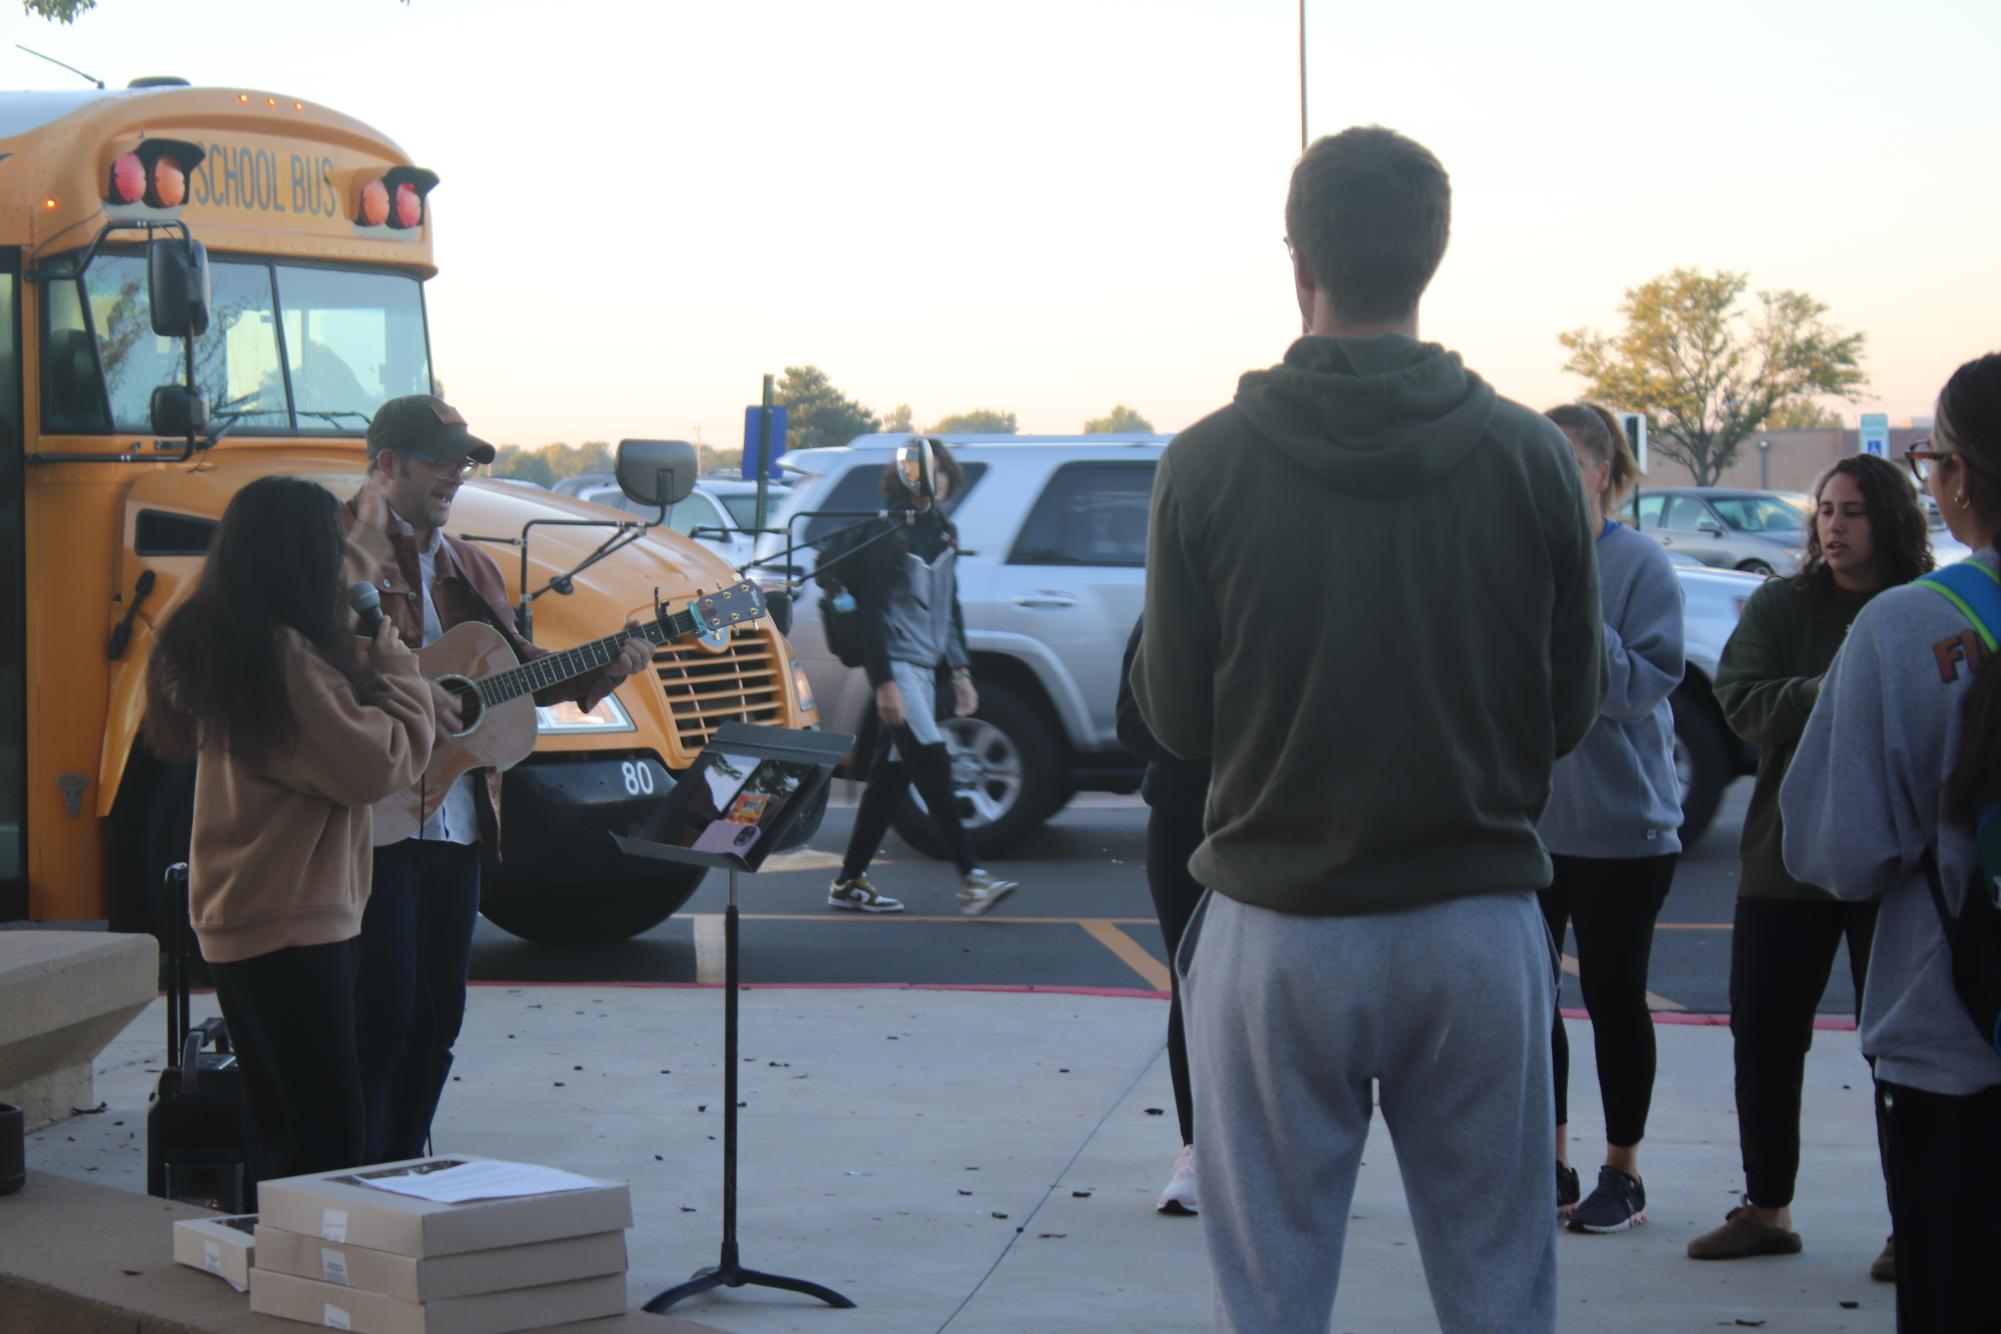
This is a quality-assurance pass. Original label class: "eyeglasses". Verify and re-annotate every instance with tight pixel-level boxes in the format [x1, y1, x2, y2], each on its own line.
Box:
[1905, 438, 1950, 483]
[408, 454, 475, 479]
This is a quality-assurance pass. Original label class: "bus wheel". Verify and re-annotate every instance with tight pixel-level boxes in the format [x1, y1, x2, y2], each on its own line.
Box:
[477, 865, 705, 945]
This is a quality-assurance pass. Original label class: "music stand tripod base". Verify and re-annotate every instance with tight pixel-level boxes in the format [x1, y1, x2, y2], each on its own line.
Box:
[614, 723, 855, 1314]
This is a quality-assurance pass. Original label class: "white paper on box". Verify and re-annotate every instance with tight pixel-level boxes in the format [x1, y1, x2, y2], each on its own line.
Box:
[354, 1159, 601, 1204]
[323, 1208, 349, 1242]
[322, 1245, 350, 1286]
[325, 1303, 352, 1330]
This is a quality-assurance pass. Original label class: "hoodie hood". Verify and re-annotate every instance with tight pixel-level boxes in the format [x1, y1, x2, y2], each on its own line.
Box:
[1234, 334, 1498, 496]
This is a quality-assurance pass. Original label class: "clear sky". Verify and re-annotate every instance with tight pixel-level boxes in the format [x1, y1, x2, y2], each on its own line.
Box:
[9, 0, 1997, 449]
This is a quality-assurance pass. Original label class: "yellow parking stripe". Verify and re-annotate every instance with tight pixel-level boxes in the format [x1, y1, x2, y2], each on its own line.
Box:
[1080, 919, 1172, 991]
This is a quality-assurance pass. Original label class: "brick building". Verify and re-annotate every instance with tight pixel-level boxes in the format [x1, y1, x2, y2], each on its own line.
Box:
[1645, 425, 1931, 492]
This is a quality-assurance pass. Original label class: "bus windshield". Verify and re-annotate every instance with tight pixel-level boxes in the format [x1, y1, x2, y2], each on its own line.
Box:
[44, 254, 431, 435]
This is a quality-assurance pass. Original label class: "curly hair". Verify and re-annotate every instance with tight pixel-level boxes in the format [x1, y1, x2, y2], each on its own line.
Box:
[1793, 452, 1932, 595]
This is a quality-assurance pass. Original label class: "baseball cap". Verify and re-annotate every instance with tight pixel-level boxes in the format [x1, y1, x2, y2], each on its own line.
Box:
[366, 395, 497, 465]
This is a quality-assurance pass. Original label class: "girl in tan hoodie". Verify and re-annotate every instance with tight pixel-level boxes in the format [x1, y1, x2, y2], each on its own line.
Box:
[145, 475, 434, 1192]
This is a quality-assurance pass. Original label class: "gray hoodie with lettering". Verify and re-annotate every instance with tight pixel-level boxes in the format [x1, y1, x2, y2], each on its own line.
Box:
[1781, 551, 2001, 1095]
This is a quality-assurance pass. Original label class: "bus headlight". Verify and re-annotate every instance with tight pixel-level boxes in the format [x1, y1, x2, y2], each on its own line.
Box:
[791, 656, 817, 714]
[536, 694, 637, 735]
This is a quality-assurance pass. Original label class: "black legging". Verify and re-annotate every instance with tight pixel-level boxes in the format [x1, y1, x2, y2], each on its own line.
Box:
[1729, 895, 1881, 1208]
[1146, 794, 1206, 1148]
[842, 721, 976, 879]
[1539, 853, 1677, 1148]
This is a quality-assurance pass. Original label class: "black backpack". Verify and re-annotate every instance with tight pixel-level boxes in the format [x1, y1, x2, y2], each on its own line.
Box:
[814, 517, 891, 669]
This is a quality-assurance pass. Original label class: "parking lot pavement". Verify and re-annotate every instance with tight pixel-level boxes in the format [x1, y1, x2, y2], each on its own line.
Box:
[473, 777, 1861, 1021]
[27, 983, 1892, 1332]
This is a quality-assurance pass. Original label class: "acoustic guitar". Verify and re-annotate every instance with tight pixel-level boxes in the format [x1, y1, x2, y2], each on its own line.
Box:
[371, 581, 767, 846]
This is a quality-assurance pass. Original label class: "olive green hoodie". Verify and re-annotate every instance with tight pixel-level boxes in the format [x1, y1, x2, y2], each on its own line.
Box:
[1133, 335, 1604, 916]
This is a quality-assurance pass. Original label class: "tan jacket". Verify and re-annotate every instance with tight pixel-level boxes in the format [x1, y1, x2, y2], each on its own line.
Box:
[189, 629, 435, 963]
[338, 497, 615, 847]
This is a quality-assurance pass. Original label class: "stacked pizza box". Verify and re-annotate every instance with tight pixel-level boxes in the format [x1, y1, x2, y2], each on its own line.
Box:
[246, 1155, 632, 1334]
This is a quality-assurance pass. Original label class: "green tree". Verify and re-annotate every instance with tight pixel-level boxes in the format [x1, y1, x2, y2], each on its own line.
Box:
[883, 403, 916, 432]
[1764, 400, 1842, 430]
[931, 409, 1018, 434]
[777, 364, 881, 449]
[490, 445, 555, 487]
[25, 0, 96, 20]
[1083, 404, 1153, 433]
[1560, 268, 1867, 486]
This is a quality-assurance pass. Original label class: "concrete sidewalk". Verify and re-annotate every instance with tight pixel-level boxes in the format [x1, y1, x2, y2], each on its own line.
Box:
[18, 985, 1893, 1332]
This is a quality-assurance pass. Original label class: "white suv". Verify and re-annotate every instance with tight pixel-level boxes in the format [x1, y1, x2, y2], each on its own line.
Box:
[762, 435, 1755, 858]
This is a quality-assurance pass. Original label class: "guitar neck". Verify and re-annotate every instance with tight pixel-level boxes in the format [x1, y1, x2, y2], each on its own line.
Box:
[476, 608, 698, 706]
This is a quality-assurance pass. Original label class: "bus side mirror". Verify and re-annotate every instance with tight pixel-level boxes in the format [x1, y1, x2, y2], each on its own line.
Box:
[150, 384, 209, 438]
[894, 436, 938, 500]
[616, 439, 698, 509]
[148, 237, 211, 338]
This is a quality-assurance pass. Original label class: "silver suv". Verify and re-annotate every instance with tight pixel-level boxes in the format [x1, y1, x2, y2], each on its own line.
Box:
[764, 437, 1756, 856]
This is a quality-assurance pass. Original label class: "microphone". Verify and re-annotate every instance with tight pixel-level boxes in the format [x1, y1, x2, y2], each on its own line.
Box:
[348, 581, 385, 636]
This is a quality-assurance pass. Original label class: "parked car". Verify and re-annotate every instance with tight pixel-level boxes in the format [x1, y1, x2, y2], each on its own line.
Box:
[1620, 487, 1810, 575]
[765, 436, 1759, 856]
[553, 472, 785, 570]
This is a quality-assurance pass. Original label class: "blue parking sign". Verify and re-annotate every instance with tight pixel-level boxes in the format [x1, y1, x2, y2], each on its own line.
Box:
[742, 406, 787, 480]
[1859, 413, 1890, 458]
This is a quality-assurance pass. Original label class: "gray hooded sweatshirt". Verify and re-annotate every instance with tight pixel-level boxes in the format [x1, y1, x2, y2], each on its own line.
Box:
[1133, 334, 1604, 916]
[1781, 551, 2001, 1095]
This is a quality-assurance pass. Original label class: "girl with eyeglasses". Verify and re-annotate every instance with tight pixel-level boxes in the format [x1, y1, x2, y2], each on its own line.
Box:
[1782, 353, 2001, 1328]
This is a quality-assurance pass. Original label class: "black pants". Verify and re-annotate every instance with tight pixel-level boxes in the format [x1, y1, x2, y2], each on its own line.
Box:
[1729, 895, 1879, 1207]
[355, 839, 482, 1163]
[1879, 1078, 2001, 1331]
[208, 936, 364, 1197]
[1538, 853, 1676, 1147]
[1145, 783, 1207, 1149]
[842, 720, 976, 878]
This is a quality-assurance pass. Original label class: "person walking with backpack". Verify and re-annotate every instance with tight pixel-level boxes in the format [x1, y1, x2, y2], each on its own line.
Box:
[1536, 402, 1685, 1234]
[1692, 452, 1930, 1275]
[827, 439, 1018, 915]
[1782, 353, 2001, 1329]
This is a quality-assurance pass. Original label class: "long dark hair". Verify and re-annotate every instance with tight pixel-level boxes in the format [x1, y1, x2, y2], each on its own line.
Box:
[1941, 353, 2001, 822]
[1793, 452, 1932, 598]
[144, 476, 374, 764]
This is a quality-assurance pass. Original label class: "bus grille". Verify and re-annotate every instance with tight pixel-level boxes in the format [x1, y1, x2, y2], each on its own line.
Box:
[652, 628, 785, 753]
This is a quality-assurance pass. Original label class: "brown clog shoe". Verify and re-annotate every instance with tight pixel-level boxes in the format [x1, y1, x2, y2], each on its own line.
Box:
[1687, 1204, 1803, 1260]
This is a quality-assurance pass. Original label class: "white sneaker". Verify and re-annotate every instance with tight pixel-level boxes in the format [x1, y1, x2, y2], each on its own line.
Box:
[958, 869, 1018, 917]
[827, 874, 905, 913]
[1157, 1143, 1198, 1215]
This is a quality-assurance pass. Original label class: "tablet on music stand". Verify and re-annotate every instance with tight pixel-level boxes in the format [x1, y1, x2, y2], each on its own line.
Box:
[612, 722, 847, 874]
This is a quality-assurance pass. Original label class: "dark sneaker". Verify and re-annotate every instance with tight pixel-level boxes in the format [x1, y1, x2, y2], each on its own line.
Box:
[1870, 1235, 1896, 1283]
[1686, 1202, 1802, 1259]
[1556, 1162, 1581, 1219]
[1568, 1166, 1647, 1234]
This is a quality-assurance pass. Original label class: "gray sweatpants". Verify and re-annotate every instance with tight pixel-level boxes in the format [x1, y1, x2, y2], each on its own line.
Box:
[1182, 889, 1559, 1334]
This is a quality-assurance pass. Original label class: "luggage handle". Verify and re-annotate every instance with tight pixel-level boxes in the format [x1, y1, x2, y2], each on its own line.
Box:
[178, 1018, 230, 1090]
[164, 862, 191, 1063]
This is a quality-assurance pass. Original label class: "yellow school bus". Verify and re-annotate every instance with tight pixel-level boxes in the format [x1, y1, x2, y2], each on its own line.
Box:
[0, 82, 818, 943]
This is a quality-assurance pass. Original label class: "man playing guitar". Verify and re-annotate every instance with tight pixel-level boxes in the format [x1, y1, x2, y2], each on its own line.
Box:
[342, 395, 650, 1163]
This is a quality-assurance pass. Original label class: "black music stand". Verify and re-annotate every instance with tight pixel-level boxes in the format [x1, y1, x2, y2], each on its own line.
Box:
[613, 722, 856, 1315]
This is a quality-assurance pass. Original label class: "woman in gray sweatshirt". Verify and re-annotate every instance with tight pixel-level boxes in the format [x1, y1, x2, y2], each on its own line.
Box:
[1782, 353, 2001, 1330]
[1536, 403, 1685, 1235]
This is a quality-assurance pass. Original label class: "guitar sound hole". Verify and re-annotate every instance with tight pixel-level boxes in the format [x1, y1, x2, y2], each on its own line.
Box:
[441, 677, 482, 738]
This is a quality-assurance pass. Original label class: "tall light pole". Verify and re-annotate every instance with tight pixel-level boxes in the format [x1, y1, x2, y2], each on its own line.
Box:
[1299, 1, 1308, 152]
[1758, 438, 1770, 489]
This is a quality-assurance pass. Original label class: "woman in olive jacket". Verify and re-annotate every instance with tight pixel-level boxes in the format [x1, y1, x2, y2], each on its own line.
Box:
[1692, 453, 1931, 1271]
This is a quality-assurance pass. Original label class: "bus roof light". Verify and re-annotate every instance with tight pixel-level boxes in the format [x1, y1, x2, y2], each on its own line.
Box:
[392, 181, 421, 229]
[151, 157, 186, 209]
[110, 153, 145, 204]
[359, 178, 390, 227]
